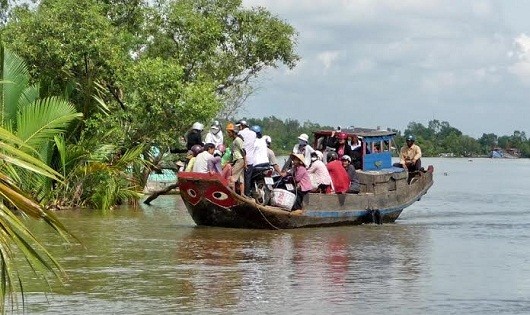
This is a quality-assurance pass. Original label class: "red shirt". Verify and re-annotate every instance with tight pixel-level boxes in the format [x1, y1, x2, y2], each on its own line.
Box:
[326, 160, 350, 193]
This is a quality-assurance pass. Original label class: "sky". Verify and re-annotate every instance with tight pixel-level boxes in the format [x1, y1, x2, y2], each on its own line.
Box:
[240, 0, 530, 138]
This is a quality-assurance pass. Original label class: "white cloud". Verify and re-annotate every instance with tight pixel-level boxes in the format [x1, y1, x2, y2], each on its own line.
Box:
[241, 0, 530, 137]
[316, 51, 341, 73]
[509, 33, 530, 84]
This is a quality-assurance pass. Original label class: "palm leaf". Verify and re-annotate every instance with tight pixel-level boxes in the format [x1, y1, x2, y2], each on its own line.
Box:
[0, 129, 78, 302]
[18, 85, 40, 110]
[16, 97, 83, 150]
[0, 132, 62, 182]
[0, 47, 30, 125]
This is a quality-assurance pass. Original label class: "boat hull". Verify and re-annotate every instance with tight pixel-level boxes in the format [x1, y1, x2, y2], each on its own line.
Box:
[178, 168, 433, 229]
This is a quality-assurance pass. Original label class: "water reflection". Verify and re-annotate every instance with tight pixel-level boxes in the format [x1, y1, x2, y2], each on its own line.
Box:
[23, 195, 430, 314]
[170, 224, 430, 313]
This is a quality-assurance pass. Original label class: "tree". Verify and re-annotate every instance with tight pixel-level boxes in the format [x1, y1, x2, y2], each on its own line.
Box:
[2, 0, 300, 190]
[1, 0, 127, 128]
[145, 0, 299, 91]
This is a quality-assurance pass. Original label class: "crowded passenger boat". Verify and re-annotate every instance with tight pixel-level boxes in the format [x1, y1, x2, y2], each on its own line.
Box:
[177, 121, 434, 229]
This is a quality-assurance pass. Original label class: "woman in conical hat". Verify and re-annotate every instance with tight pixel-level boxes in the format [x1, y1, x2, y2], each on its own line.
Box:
[289, 153, 312, 210]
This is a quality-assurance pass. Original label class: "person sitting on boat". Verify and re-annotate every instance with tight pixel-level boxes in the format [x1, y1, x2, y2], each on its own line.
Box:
[264, 135, 282, 175]
[204, 120, 224, 149]
[350, 134, 362, 151]
[325, 131, 353, 160]
[282, 133, 315, 173]
[307, 151, 332, 193]
[207, 147, 224, 174]
[341, 155, 360, 194]
[185, 122, 204, 150]
[325, 151, 350, 194]
[289, 153, 312, 210]
[236, 120, 256, 197]
[394, 134, 422, 172]
[226, 123, 246, 196]
[184, 144, 203, 172]
[193, 143, 216, 173]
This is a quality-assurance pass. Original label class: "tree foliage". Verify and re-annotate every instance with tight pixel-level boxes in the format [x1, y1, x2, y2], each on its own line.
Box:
[0, 0, 300, 203]
[403, 120, 530, 158]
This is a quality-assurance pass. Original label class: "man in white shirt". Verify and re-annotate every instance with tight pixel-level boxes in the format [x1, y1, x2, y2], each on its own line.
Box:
[192, 143, 216, 173]
[253, 127, 269, 167]
[236, 120, 256, 196]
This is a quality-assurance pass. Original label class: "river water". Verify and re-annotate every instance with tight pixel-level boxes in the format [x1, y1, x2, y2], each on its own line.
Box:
[22, 157, 530, 314]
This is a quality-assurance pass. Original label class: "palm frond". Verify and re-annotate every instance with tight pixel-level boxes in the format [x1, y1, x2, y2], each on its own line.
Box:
[0, 47, 30, 125]
[18, 85, 40, 110]
[16, 97, 83, 150]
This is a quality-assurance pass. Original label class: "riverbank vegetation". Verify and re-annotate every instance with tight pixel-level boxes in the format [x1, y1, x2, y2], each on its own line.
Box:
[0, 0, 299, 211]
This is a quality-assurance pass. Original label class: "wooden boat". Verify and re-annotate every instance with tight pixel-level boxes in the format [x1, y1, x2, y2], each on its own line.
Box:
[178, 128, 434, 229]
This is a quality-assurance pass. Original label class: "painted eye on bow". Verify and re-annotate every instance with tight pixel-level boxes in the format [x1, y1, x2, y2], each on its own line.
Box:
[178, 181, 201, 206]
[211, 191, 229, 200]
[204, 184, 236, 208]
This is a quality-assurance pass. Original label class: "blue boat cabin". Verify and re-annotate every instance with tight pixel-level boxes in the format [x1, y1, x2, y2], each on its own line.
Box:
[313, 128, 397, 171]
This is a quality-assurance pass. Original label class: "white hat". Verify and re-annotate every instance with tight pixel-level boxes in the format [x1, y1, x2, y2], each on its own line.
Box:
[235, 120, 247, 127]
[192, 122, 204, 131]
[298, 133, 309, 142]
[341, 155, 351, 162]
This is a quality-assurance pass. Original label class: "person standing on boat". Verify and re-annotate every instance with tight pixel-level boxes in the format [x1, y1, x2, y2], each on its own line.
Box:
[226, 123, 246, 195]
[185, 122, 204, 150]
[282, 133, 315, 173]
[236, 120, 256, 197]
[341, 155, 360, 193]
[326, 131, 353, 160]
[264, 136, 282, 175]
[289, 153, 312, 210]
[204, 120, 224, 149]
[193, 143, 216, 173]
[252, 126, 269, 168]
[325, 151, 350, 194]
[307, 151, 332, 193]
[395, 135, 422, 172]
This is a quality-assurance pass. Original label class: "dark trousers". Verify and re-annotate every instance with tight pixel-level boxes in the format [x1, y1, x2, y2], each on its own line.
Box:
[293, 189, 308, 210]
[394, 159, 421, 172]
[244, 164, 254, 196]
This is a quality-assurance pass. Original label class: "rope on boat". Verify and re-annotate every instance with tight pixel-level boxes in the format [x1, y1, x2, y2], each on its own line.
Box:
[256, 206, 281, 230]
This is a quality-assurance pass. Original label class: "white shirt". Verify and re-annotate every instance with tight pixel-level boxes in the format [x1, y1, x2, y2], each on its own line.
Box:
[292, 144, 315, 168]
[193, 151, 214, 173]
[253, 137, 269, 165]
[204, 128, 224, 148]
[238, 127, 256, 165]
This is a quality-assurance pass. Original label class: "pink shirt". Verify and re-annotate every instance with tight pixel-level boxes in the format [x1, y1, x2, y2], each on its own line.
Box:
[293, 165, 312, 192]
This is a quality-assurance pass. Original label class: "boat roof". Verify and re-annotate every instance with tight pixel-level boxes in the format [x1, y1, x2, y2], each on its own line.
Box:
[313, 128, 396, 138]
